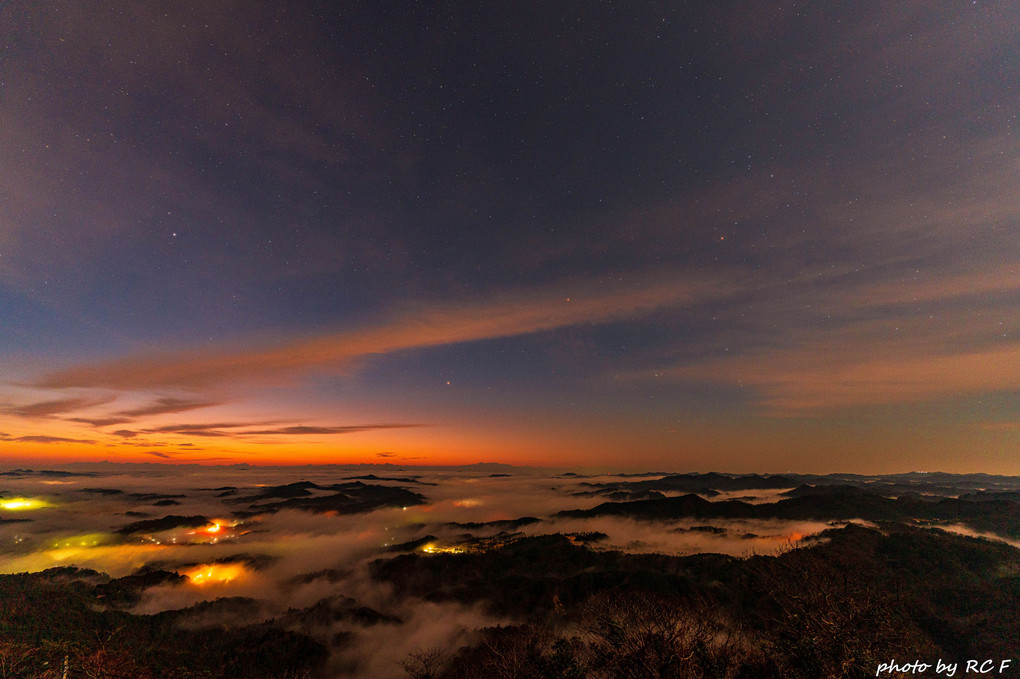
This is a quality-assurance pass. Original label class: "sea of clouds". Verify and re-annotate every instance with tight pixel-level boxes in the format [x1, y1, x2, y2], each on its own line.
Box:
[0, 464, 872, 677]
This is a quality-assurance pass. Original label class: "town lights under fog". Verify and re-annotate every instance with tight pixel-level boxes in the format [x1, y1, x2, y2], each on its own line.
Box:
[420, 542, 465, 554]
[0, 497, 49, 511]
[184, 563, 247, 585]
[185, 520, 239, 543]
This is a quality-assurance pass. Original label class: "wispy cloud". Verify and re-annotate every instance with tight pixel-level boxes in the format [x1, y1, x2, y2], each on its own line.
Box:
[119, 397, 223, 417]
[2, 397, 113, 419]
[674, 344, 1020, 414]
[142, 424, 240, 438]
[143, 450, 232, 462]
[242, 424, 423, 436]
[67, 417, 134, 427]
[859, 263, 1020, 308]
[12, 435, 97, 444]
[650, 262, 1020, 414]
[980, 422, 1020, 432]
[136, 422, 423, 440]
[145, 423, 250, 433]
[34, 275, 731, 392]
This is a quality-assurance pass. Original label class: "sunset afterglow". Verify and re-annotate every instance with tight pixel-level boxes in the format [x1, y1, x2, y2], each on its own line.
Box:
[0, 3, 1017, 474]
[1, 6, 1017, 677]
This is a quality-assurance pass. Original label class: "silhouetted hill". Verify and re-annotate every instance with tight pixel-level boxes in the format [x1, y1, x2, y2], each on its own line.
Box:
[581, 472, 796, 495]
[557, 490, 1020, 538]
[95, 569, 186, 607]
[386, 535, 437, 552]
[246, 480, 320, 500]
[115, 514, 209, 535]
[771, 491, 914, 521]
[443, 517, 542, 530]
[344, 474, 432, 484]
[558, 493, 757, 520]
[279, 595, 403, 630]
[238, 482, 426, 516]
[781, 483, 872, 497]
[959, 490, 1020, 502]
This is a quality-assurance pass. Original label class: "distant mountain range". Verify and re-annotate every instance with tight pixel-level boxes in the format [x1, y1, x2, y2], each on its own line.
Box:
[558, 477, 1020, 539]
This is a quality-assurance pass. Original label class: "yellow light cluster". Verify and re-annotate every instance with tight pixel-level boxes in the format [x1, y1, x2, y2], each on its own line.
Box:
[51, 533, 109, 549]
[421, 543, 465, 555]
[0, 497, 49, 511]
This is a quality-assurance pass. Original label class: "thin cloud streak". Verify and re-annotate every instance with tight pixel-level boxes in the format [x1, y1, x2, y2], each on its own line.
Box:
[35, 276, 731, 391]
[2, 397, 114, 419]
[980, 422, 1020, 431]
[647, 263, 1020, 414]
[119, 397, 224, 417]
[140, 423, 423, 438]
[67, 417, 134, 427]
[145, 423, 253, 434]
[670, 343, 1020, 414]
[243, 425, 423, 436]
[11, 435, 97, 444]
[859, 263, 1020, 308]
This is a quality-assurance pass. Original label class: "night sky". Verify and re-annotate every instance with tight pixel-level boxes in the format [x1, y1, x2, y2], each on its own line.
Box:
[2, 2, 1017, 472]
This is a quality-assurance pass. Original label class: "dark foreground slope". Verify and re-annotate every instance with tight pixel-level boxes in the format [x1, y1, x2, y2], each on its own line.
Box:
[373, 524, 1020, 679]
[0, 568, 327, 679]
[1, 523, 1017, 679]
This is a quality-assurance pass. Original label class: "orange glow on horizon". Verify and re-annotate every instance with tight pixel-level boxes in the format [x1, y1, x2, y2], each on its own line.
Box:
[2, 389, 1018, 474]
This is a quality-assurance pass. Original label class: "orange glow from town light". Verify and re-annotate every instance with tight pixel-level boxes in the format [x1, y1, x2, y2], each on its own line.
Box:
[421, 542, 465, 555]
[186, 520, 238, 542]
[184, 563, 247, 585]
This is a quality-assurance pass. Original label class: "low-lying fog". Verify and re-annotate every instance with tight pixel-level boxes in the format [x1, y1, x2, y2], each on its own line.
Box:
[1, 464, 1014, 677]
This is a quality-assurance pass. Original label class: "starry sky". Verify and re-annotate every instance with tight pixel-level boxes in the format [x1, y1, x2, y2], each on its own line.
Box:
[1, 2, 1017, 472]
